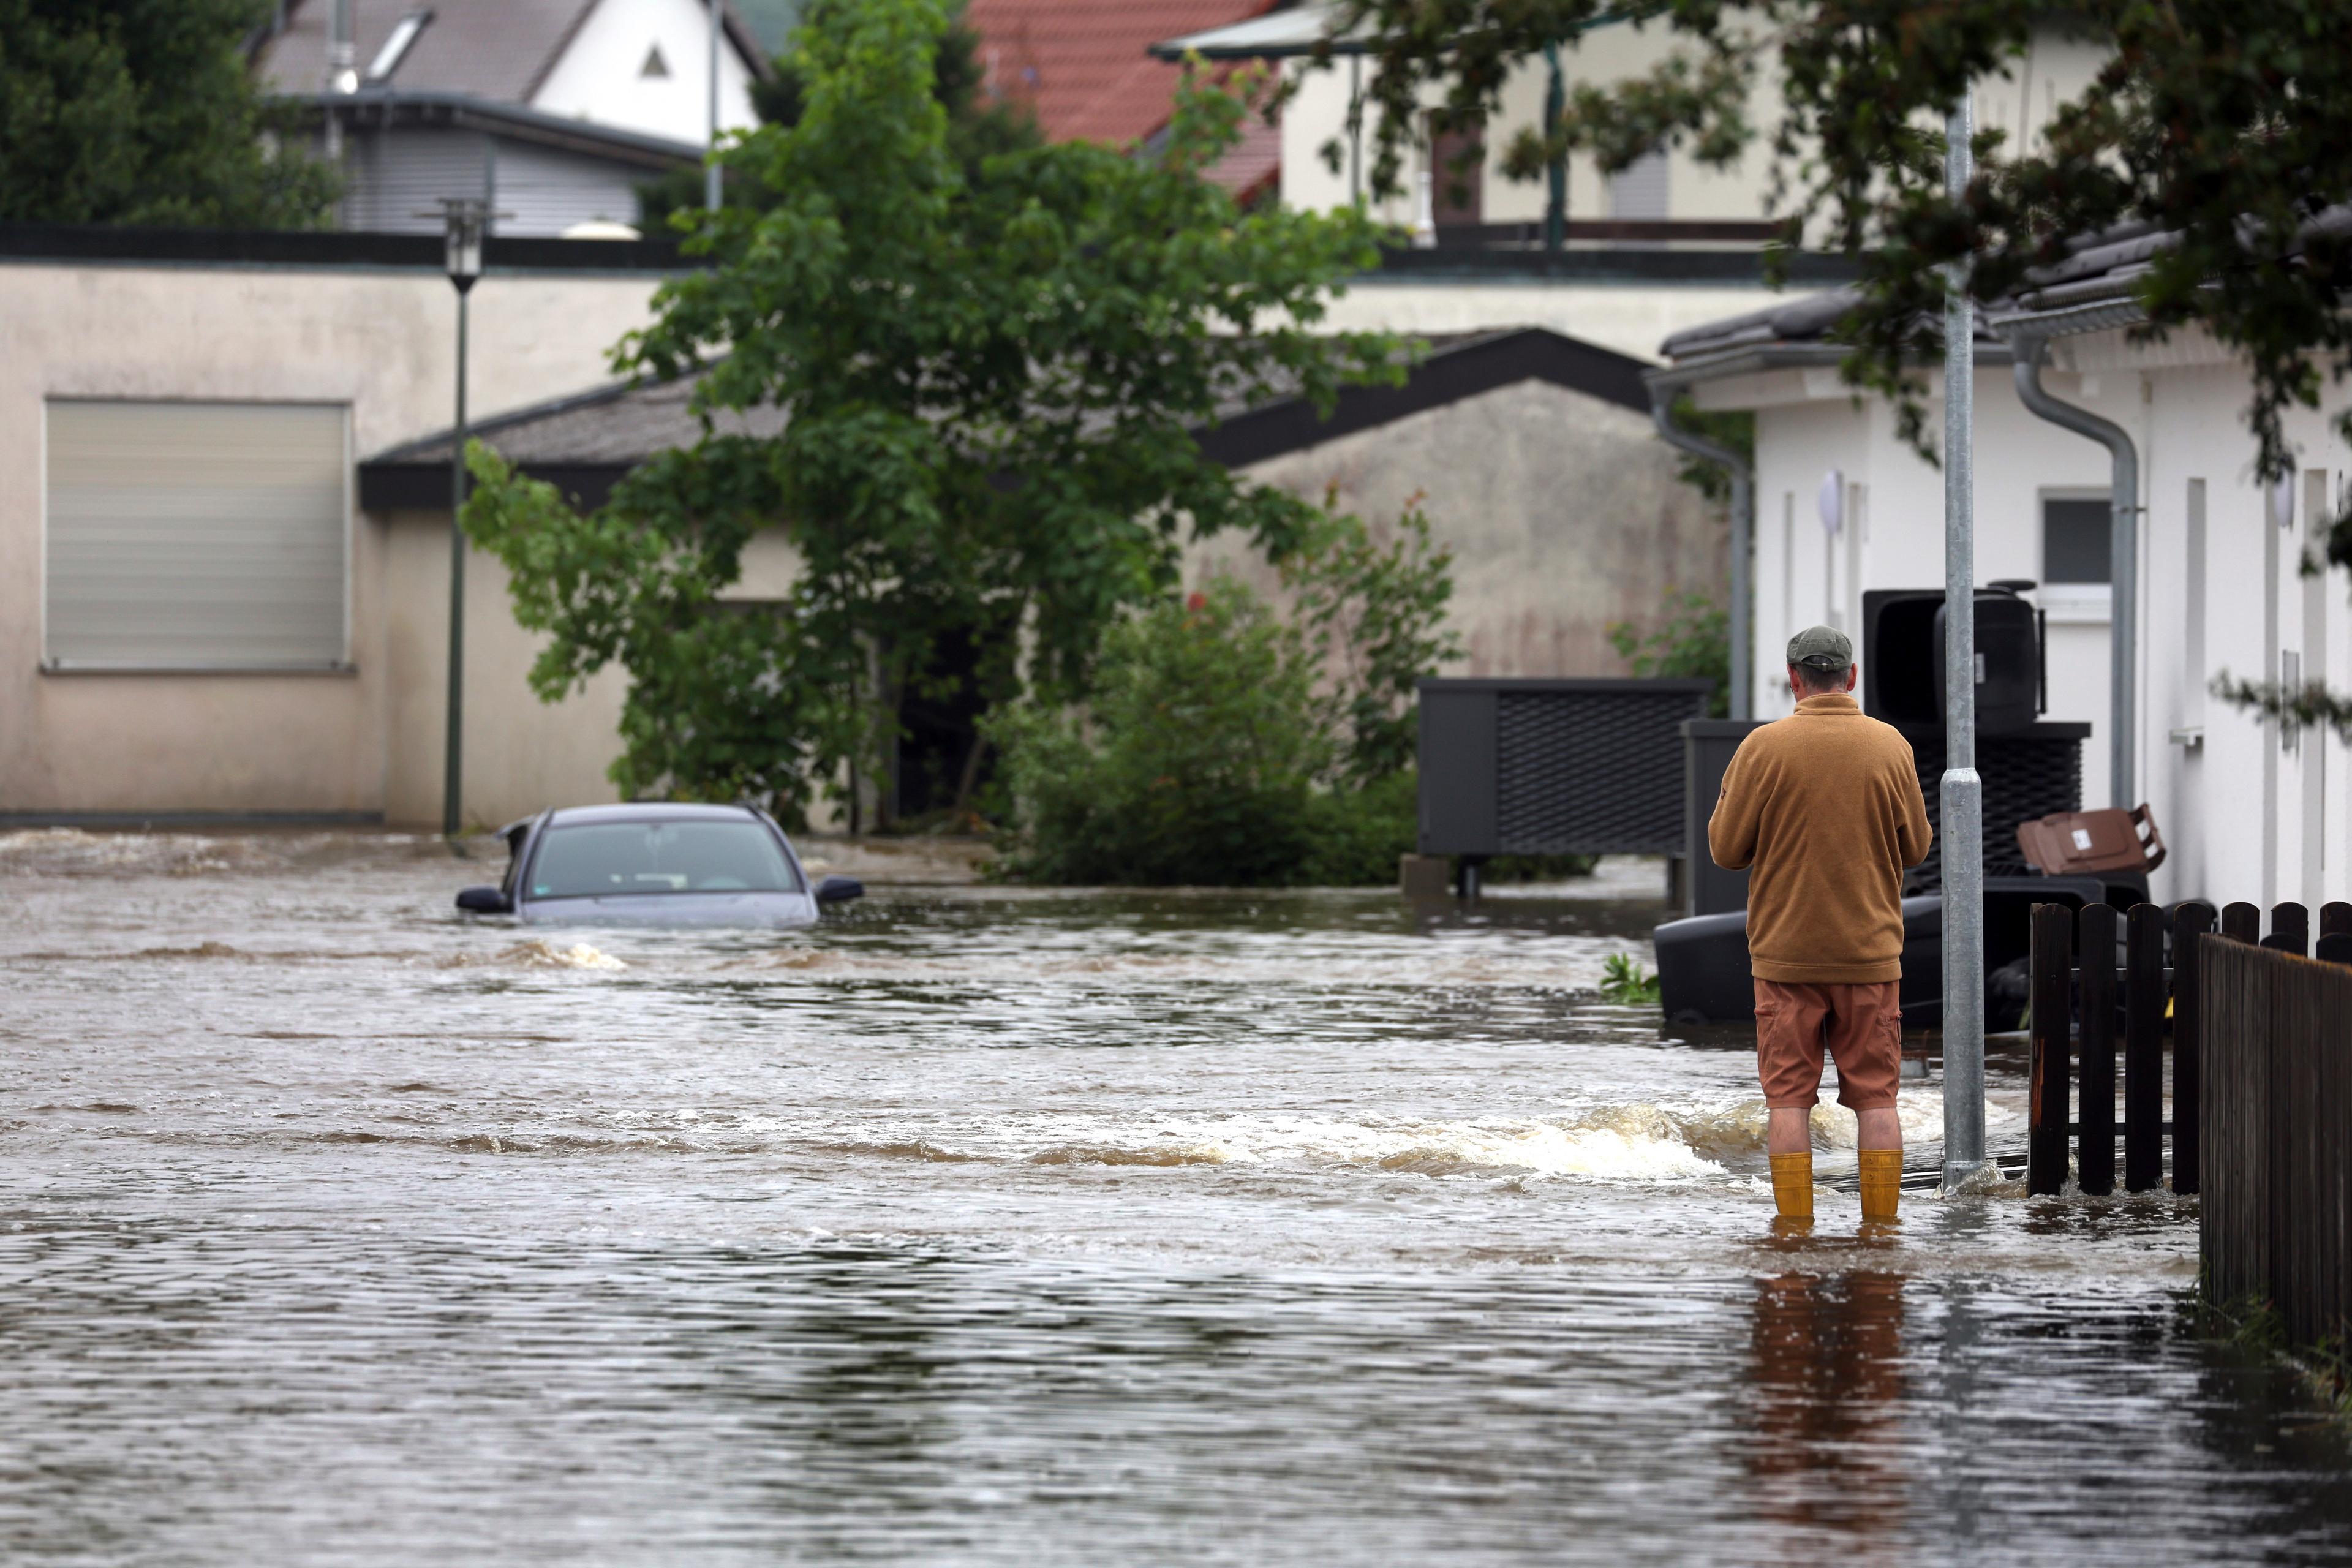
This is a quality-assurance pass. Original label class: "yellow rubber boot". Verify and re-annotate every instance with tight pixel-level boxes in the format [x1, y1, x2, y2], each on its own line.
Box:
[1858, 1148, 1902, 1223]
[1769, 1152, 1815, 1223]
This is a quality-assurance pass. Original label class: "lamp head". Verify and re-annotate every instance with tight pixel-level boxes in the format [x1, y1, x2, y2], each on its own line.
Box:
[429, 197, 489, 288]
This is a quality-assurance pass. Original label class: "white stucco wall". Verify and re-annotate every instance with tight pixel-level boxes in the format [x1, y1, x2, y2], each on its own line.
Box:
[1321, 277, 1790, 363]
[0, 258, 660, 823]
[530, 0, 761, 149]
[1713, 334, 2352, 910]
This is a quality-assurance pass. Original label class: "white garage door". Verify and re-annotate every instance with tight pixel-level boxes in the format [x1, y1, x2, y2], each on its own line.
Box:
[45, 401, 349, 669]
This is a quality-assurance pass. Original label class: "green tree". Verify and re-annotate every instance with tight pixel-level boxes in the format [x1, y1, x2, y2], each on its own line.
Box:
[636, 1, 1039, 230]
[1325, 0, 2352, 737]
[0, 0, 336, 227]
[464, 0, 1398, 825]
[1329, 2, 2352, 483]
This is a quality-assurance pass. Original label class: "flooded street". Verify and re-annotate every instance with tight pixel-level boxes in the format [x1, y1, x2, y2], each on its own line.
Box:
[3, 830, 2348, 1564]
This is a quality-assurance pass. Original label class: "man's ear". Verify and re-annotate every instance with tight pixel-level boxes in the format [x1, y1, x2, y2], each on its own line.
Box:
[1844, 665, 1859, 693]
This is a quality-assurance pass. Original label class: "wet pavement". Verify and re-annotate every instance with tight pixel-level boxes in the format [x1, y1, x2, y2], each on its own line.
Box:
[2, 830, 2346, 1564]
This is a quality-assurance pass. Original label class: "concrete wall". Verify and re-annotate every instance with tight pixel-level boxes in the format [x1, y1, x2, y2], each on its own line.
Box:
[1193, 377, 1725, 679]
[0, 259, 660, 823]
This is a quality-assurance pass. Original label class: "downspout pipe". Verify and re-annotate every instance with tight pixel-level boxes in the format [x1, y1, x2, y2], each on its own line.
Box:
[2009, 333, 2138, 807]
[1649, 393, 1752, 720]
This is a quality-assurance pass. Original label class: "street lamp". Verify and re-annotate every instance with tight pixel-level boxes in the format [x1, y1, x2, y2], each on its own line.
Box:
[424, 197, 490, 838]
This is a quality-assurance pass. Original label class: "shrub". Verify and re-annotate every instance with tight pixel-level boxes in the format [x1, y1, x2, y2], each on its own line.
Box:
[989, 503, 1459, 886]
[1609, 591, 1730, 719]
[989, 581, 1327, 885]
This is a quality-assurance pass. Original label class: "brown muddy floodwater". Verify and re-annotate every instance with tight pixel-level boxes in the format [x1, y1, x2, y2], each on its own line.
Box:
[1, 830, 2348, 1564]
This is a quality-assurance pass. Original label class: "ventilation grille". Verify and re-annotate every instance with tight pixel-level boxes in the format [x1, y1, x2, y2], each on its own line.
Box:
[1493, 688, 1699, 854]
[1907, 731, 2086, 892]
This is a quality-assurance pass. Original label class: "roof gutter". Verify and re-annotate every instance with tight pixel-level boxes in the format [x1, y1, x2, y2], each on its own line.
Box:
[1993, 292, 2147, 808]
[1647, 385, 1752, 720]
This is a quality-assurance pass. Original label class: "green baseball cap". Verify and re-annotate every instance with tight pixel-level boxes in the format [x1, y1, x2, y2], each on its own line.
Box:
[1787, 624, 1853, 671]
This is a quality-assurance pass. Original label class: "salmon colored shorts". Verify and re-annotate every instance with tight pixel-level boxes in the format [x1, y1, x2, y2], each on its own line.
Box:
[1752, 979, 1903, 1112]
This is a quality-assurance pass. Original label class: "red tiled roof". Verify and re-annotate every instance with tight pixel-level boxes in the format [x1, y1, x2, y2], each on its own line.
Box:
[963, 0, 1276, 147]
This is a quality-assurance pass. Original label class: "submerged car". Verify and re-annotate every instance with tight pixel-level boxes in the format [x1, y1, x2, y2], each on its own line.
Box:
[454, 803, 863, 928]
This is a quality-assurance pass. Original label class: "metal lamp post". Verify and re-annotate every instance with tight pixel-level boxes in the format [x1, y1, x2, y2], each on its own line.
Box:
[1940, 96, 1992, 1190]
[707, 0, 724, 212]
[432, 197, 488, 839]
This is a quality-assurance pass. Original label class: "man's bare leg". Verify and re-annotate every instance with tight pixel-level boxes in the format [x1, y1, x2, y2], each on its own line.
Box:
[1856, 1106, 1902, 1222]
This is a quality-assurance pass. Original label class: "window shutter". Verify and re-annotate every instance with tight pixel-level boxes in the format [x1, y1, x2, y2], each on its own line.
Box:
[45, 401, 349, 669]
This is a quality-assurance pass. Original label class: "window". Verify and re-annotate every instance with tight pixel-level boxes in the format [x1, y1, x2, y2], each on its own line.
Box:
[1608, 147, 1669, 220]
[641, 43, 670, 79]
[528, 821, 801, 899]
[364, 10, 431, 83]
[1426, 121, 1483, 227]
[45, 401, 348, 669]
[2042, 496, 2111, 583]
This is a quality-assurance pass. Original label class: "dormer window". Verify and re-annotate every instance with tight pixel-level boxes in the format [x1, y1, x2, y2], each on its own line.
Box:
[641, 43, 670, 78]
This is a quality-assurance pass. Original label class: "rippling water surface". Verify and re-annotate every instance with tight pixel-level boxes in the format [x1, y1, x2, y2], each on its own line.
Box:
[2, 829, 2347, 1564]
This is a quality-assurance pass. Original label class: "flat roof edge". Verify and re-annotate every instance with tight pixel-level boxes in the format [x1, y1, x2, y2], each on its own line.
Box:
[0, 222, 699, 273]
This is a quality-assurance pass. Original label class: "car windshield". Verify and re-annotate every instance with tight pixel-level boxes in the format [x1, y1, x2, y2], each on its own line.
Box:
[526, 820, 801, 899]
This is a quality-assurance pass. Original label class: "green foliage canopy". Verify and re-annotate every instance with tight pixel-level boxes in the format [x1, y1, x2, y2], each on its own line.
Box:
[464, 0, 1400, 821]
[0, 0, 336, 227]
[1329, 0, 2352, 486]
[636, 1, 1040, 230]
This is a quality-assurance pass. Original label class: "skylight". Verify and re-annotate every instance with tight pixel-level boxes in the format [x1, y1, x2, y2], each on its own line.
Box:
[364, 9, 432, 83]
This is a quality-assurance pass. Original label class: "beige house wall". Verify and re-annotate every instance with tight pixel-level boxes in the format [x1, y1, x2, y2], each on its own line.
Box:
[0, 258, 658, 822]
[1197, 378, 1725, 678]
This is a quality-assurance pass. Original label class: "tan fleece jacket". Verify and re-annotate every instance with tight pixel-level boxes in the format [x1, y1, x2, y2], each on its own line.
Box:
[1707, 693, 1934, 984]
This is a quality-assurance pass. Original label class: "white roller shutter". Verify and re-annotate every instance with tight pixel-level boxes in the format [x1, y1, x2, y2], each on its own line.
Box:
[1608, 148, 1670, 221]
[45, 401, 349, 669]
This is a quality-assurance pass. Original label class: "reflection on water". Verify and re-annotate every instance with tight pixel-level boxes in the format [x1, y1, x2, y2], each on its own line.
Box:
[1, 832, 2348, 1563]
[1749, 1270, 1907, 1544]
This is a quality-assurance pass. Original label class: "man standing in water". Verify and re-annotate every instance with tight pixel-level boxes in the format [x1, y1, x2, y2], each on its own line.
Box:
[1708, 627, 1932, 1225]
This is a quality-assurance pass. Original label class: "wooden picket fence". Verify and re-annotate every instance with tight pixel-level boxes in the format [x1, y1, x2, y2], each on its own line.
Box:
[2029, 895, 2352, 1342]
[2201, 913, 2352, 1344]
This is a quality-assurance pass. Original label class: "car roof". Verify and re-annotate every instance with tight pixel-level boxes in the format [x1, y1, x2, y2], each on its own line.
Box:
[541, 803, 766, 827]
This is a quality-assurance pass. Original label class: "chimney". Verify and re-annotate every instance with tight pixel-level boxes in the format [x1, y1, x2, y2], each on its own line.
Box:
[328, 0, 358, 94]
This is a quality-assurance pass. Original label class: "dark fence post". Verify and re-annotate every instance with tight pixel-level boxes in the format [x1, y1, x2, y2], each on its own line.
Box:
[2269, 902, 2309, 956]
[2223, 902, 2261, 945]
[2125, 903, 2166, 1191]
[2078, 902, 2118, 1194]
[2199, 937, 2268, 1315]
[2323, 901, 2352, 938]
[2171, 901, 2215, 1194]
[2029, 902, 2073, 1195]
[2320, 932, 2352, 967]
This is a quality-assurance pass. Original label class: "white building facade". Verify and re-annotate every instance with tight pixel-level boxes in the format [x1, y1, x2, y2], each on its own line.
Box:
[1664, 301, 2350, 912]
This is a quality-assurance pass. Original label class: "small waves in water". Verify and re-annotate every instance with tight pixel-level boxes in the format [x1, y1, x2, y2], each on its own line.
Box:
[437, 940, 627, 971]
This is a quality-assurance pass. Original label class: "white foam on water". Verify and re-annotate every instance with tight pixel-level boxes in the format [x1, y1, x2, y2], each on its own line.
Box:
[440, 940, 626, 971]
[822, 1106, 1733, 1185]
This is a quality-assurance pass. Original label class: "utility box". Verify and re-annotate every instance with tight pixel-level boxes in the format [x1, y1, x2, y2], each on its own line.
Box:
[1417, 678, 1715, 859]
[1682, 718, 1765, 918]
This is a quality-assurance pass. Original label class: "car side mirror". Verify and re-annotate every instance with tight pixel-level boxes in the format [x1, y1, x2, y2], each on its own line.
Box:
[814, 875, 864, 907]
[455, 885, 511, 914]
